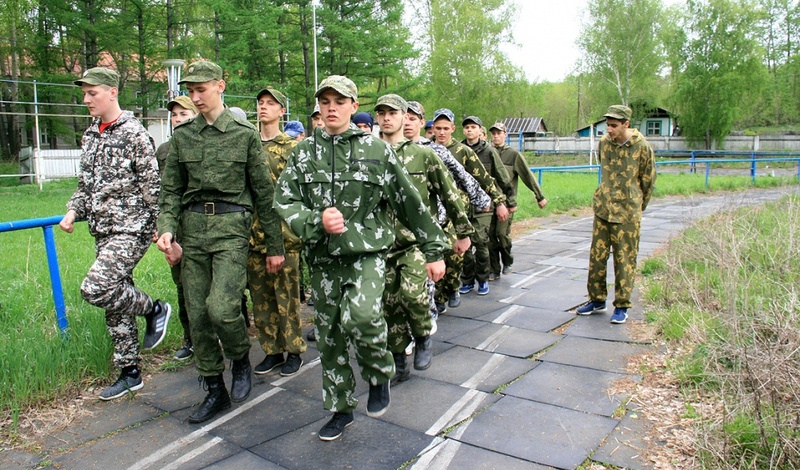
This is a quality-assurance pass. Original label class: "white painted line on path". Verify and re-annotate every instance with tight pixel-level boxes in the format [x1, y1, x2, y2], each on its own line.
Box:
[411, 438, 461, 469]
[270, 357, 321, 387]
[476, 325, 512, 352]
[491, 305, 523, 324]
[461, 353, 505, 389]
[159, 436, 223, 470]
[425, 389, 483, 436]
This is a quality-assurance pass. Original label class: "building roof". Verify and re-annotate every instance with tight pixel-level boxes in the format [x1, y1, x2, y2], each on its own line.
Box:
[501, 117, 547, 134]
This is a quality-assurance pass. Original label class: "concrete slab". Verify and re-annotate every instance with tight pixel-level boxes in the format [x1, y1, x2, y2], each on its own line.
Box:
[446, 323, 562, 358]
[591, 410, 654, 470]
[502, 290, 584, 313]
[478, 304, 574, 333]
[508, 275, 587, 301]
[451, 396, 618, 469]
[511, 240, 580, 257]
[537, 255, 588, 269]
[415, 345, 538, 392]
[0, 449, 43, 469]
[538, 336, 647, 374]
[411, 439, 554, 469]
[138, 363, 201, 413]
[565, 312, 650, 343]
[433, 316, 488, 342]
[503, 361, 639, 417]
[204, 450, 287, 469]
[444, 295, 508, 319]
[251, 413, 431, 470]
[367, 377, 500, 435]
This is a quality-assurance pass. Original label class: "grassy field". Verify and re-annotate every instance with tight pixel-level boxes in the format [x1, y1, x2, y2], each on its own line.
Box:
[1, 166, 799, 437]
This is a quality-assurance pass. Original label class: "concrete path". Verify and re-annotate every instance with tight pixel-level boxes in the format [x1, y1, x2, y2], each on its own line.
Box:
[5, 187, 799, 470]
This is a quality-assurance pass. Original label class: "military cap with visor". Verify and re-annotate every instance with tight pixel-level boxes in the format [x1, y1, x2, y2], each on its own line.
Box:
[462, 116, 483, 127]
[179, 60, 223, 84]
[374, 94, 408, 113]
[489, 122, 507, 132]
[433, 108, 455, 123]
[407, 101, 425, 118]
[314, 75, 358, 100]
[257, 87, 288, 109]
[74, 67, 119, 88]
[603, 105, 632, 122]
[167, 95, 199, 114]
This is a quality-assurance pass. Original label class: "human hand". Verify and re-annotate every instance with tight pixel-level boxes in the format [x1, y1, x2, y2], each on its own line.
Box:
[322, 207, 345, 234]
[266, 255, 285, 274]
[453, 237, 471, 255]
[59, 210, 76, 233]
[426, 260, 446, 282]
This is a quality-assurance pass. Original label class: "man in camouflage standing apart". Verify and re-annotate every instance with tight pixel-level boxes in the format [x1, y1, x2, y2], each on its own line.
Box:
[576, 105, 656, 324]
[375, 94, 473, 383]
[157, 61, 285, 423]
[488, 121, 548, 279]
[60, 67, 171, 401]
[274, 76, 448, 441]
[247, 87, 307, 377]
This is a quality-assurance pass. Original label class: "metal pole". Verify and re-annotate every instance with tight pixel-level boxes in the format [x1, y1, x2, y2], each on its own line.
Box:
[43, 224, 69, 335]
[313, 0, 319, 89]
[33, 80, 43, 190]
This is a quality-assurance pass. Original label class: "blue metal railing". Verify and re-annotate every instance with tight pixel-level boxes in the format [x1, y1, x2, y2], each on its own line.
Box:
[0, 215, 75, 335]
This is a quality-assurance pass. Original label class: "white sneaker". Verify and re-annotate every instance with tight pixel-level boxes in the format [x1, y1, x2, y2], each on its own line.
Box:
[430, 318, 438, 336]
[405, 339, 415, 356]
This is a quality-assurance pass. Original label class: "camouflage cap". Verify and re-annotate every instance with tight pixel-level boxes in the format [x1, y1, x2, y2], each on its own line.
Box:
[407, 101, 425, 118]
[374, 94, 408, 112]
[167, 95, 199, 114]
[74, 67, 119, 88]
[315, 75, 358, 100]
[311, 103, 321, 116]
[489, 121, 507, 132]
[462, 115, 482, 127]
[257, 87, 288, 108]
[433, 108, 455, 123]
[179, 60, 223, 84]
[603, 105, 632, 121]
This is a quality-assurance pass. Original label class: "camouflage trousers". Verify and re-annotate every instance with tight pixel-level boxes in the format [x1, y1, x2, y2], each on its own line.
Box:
[587, 215, 641, 309]
[309, 253, 394, 413]
[247, 250, 307, 355]
[181, 211, 252, 376]
[384, 246, 432, 354]
[461, 212, 493, 284]
[169, 263, 190, 343]
[81, 234, 154, 369]
[489, 211, 514, 274]
[435, 229, 460, 305]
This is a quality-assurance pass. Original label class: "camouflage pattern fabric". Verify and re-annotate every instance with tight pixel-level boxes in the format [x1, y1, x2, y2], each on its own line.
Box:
[435, 227, 462, 305]
[465, 139, 516, 209]
[442, 138, 506, 214]
[418, 137, 491, 212]
[67, 110, 159, 237]
[461, 212, 493, 284]
[82, 234, 154, 368]
[489, 212, 513, 274]
[587, 216, 641, 309]
[385, 246, 431, 353]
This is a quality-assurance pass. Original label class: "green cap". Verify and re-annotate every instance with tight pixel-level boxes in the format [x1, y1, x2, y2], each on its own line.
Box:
[257, 87, 288, 108]
[167, 95, 199, 114]
[179, 60, 223, 84]
[407, 101, 425, 118]
[74, 67, 119, 88]
[315, 75, 358, 100]
[374, 94, 408, 113]
[462, 116, 482, 127]
[603, 105, 632, 121]
[489, 121, 506, 132]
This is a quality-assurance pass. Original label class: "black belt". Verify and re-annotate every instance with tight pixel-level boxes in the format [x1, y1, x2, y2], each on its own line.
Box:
[187, 201, 248, 215]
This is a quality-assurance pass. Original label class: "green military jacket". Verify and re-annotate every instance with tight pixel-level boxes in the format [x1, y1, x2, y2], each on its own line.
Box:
[442, 138, 507, 217]
[391, 139, 474, 250]
[593, 129, 657, 223]
[158, 108, 284, 256]
[465, 138, 516, 208]
[494, 143, 545, 202]
[250, 132, 301, 254]
[274, 126, 449, 266]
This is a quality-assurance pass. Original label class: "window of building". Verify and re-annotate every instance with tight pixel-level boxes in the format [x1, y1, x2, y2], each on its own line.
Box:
[40, 123, 50, 145]
[646, 120, 661, 136]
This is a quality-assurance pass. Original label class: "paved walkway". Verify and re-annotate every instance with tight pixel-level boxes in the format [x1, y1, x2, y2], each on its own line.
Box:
[5, 187, 799, 470]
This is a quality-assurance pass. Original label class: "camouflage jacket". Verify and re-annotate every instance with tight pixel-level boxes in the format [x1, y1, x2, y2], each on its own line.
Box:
[442, 137, 506, 216]
[418, 137, 491, 212]
[250, 132, 300, 254]
[158, 109, 284, 256]
[493, 143, 545, 202]
[593, 129, 656, 223]
[155, 141, 169, 175]
[274, 126, 449, 265]
[465, 138, 516, 208]
[67, 110, 159, 237]
[391, 139, 474, 250]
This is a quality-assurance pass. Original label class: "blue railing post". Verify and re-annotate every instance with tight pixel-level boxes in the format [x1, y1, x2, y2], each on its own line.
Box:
[751, 152, 757, 183]
[42, 224, 69, 334]
[691, 151, 696, 174]
[705, 163, 711, 189]
[518, 133, 523, 152]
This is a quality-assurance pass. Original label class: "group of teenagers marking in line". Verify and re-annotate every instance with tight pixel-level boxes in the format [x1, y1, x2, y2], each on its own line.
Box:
[59, 58, 655, 442]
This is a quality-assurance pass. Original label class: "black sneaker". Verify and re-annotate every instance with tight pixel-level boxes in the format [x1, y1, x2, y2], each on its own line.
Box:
[366, 382, 390, 417]
[143, 300, 171, 350]
[447, 292, 461, 308]
[502, 265, 513, 275]
[99, 372, 143, 401]
[318, 412, 354, 441]
[280, 354, 304, 377]
[174, 341, 193, 361]
[306, 328, 317, 342]
[436, 303, 447, 315]
[254, 353, 285, 375]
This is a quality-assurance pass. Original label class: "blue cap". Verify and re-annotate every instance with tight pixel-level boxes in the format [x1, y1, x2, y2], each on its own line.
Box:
[433, 108, 455, 123]
[352, 112, 374, 131]
[284, 120, 305, 138]
[425, 120, 434, 129]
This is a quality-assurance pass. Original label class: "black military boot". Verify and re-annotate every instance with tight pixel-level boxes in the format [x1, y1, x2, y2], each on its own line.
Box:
[391, 352, 410, 386]
[413, 335, 433, 370]
[188, 375, 231, 423]
[230, 351, 252, 403]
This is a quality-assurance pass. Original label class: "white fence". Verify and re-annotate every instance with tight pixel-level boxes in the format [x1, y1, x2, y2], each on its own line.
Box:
[514, 134, 800, 153]
[18, 147, 82, 183]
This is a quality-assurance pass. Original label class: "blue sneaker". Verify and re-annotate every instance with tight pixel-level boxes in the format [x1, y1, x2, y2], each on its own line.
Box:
[610, 308, 628, 324]
[459, 283, 474, 294]
[575, 300, 607, 315]
[476, 281, 489, 295]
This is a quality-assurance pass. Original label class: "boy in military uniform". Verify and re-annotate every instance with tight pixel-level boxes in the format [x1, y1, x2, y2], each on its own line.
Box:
[155, 95, 199, 361]
[247, 87, 307, 378]
[157, 60, 285, 423]
[576, 105, 656, 324]
[274, 76, 449, 441]
[488, 121, 548, 279]
[60, 67, 171, 401]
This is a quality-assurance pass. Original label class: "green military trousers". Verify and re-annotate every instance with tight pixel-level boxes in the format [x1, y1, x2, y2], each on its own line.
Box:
[384, 246, 432, 354]
[489, 211, 513, 275]
[310, 253, 394, 413]
[181, 210, 252, 376]
[461, 212, 493, 284]
[587, 215, 641, 309]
